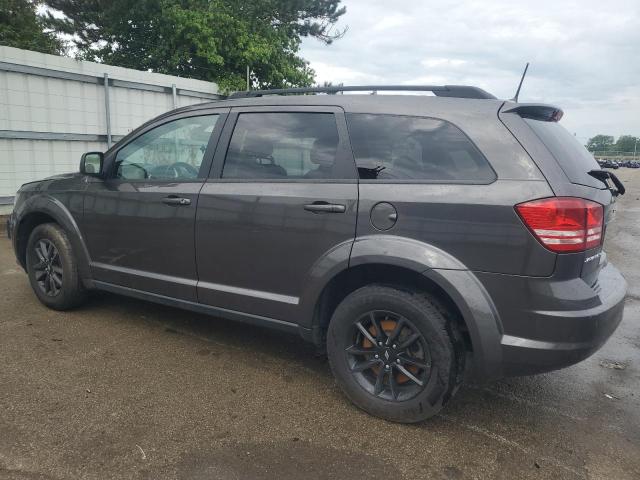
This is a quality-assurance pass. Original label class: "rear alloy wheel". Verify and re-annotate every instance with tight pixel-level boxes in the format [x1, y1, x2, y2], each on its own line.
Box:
[327, 285, 462, 423]
[346, 311, 431, 401]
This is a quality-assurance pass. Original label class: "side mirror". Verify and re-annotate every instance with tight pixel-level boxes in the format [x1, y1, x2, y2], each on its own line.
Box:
[80, 152, 104, 176]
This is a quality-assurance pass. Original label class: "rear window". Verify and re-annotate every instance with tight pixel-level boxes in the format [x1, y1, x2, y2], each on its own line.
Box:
[524, 119, 602, 188]
[346, 113, 495, 182]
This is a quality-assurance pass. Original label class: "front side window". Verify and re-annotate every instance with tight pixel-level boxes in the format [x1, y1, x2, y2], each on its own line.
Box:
[222, 113, 341, 179]
[346, 113, 495, 182]
[114, 115, 219, 180]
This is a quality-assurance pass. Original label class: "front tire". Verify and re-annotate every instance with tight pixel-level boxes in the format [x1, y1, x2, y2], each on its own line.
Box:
[327, 285, 462, 423]
[26, 223, 87, 310]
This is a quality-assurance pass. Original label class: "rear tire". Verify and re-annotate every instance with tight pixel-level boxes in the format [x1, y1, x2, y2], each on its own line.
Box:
[327, 285, 462, 423]
[26, 223, 87, 310]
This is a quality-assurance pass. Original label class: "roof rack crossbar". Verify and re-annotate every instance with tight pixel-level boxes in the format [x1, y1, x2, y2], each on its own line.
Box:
[229, 85, 496, 100]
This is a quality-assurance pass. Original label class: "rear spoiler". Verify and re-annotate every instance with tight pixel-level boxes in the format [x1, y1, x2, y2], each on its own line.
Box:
[503, 103, 564, 122]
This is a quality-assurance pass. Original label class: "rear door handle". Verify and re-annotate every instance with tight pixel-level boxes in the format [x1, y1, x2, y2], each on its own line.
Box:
[162, 196, 191, 206]
[304, 202, 346, 213]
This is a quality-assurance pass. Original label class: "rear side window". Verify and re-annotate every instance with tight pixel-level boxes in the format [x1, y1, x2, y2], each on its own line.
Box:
[222, 112, 343, 180]
[346, 113, 495, 182]
[524, 119, 602, 188]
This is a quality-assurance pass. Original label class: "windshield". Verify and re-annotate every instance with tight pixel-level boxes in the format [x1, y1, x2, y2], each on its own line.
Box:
[524, 119, 603, 188]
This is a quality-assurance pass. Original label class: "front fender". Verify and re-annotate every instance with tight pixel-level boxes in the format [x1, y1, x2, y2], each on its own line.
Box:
[15, 194, 93, 284]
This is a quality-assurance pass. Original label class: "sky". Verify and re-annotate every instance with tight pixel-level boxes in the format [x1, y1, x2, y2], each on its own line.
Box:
[300, 0, 640, 143]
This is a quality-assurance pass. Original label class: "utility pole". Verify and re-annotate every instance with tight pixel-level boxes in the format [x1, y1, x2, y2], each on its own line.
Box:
[246, 66, 250, 91]
[634, 137, 638, 159]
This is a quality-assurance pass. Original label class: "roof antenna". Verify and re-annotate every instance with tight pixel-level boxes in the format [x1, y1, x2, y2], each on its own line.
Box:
[512, 62, 529, 102]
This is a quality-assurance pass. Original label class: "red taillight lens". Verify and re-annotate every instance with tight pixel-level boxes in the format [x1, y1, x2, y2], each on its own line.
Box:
[515, 197, 604, 253]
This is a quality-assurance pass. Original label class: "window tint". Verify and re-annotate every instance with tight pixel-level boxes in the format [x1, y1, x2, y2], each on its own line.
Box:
[524, 118, 602, 188]
[346, 113, 495, 182]
[222, 113, 341, 179]
[115, 115, 219, 180]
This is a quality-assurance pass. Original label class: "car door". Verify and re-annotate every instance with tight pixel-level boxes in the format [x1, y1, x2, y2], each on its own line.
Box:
[81, 108, 229, 301]
[195, 106, 358, 322]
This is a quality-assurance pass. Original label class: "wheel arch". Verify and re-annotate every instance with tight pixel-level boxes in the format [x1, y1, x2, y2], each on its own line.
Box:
[302, 235, 504, 380]
[15, 196, 92, 284]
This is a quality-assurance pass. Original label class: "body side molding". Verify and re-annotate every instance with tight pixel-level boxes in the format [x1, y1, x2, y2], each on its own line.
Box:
[93, 281, 300, 333]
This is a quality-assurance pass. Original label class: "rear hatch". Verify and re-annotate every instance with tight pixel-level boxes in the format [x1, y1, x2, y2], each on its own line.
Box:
[523, 116, 604, 189]
[499, 103, 624, 284]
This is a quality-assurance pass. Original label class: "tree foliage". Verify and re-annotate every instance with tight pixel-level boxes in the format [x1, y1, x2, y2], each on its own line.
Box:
[0, 0, 63, 54]
[586, 135, 615, 152]
[614, 135, 639, 153]
[42, 0, 346, 92]
[586, 134, 639, 153]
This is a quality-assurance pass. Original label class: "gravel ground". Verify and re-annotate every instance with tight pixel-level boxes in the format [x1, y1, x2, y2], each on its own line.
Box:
[0, 170, 639, 480]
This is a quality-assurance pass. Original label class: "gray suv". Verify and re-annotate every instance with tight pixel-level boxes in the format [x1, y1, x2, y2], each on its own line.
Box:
[6, 85, 627, 423]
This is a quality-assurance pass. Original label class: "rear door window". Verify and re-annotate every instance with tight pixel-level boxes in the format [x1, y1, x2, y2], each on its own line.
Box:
[222, 112, 343, 180]
[524, 119, 602, 188]
[346, 113, 495, 182]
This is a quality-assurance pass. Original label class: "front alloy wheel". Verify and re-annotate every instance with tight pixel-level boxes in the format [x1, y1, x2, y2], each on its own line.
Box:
[26, 223, 87, 310]
[32, 238, 63, 297]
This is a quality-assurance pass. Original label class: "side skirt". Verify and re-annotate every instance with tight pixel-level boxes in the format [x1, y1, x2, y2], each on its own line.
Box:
[92, 280, 300, 334]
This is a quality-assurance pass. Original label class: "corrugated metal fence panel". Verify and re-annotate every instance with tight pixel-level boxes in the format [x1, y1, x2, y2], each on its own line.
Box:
[0, 46, 220, 199]
[0, 139, 105, 196]
[110, 87, 173, 137]
[0, 71, 106, 134]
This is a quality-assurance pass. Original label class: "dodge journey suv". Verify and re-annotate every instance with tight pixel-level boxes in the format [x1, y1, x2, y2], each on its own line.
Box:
[7, 85, 627, 423]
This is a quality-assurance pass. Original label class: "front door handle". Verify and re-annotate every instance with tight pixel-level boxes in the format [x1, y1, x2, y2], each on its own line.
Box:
[304, 202, 346, 213]
[162, 196, 191, 206]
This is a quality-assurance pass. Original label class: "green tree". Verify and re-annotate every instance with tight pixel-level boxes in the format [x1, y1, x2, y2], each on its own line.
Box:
[43, 0, 346, 92]
[586, 135, 615, 153]
[0, 0, 63, 54]
[614, 135, 639, 153]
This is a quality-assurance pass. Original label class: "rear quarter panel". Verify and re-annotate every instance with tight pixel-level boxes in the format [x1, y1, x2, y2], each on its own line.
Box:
[346, 98, 558, 276]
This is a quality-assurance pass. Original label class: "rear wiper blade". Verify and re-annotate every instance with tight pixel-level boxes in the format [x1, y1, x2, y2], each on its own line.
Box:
[357, 165, 386, 179]
[588, 170, 626, 196]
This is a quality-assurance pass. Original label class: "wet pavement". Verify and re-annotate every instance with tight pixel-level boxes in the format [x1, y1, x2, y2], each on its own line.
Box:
[1, 170, 639, 480]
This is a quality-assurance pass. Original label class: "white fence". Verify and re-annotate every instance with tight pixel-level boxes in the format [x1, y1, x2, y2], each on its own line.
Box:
[0, 46, 221, 207]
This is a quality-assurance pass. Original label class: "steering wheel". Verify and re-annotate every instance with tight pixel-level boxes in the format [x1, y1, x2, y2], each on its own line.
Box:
[154, 162, 199, 179]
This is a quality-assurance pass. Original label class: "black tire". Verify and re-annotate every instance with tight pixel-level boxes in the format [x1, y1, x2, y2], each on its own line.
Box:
[327, 285, 463, 423]
[26, 223, 87, 310]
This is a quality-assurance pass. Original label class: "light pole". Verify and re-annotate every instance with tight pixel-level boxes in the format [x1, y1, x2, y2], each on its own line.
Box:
[634, 137, 638, 159]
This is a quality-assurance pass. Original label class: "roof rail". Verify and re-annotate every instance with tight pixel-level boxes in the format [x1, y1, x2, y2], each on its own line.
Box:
[229, 85, 496, 100]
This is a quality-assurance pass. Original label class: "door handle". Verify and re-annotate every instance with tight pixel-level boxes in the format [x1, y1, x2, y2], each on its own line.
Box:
[304, 202, 346, 213]
[162, 196, 191, 206]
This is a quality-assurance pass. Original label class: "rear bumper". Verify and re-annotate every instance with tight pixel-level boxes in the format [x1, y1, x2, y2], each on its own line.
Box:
[483, 262, 627, 376]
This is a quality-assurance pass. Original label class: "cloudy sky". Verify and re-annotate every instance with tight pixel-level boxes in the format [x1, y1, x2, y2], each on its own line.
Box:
[300, 0, 640, 143]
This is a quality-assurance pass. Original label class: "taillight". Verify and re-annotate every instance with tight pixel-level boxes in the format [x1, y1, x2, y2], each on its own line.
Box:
[515, 197, 604, 253]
